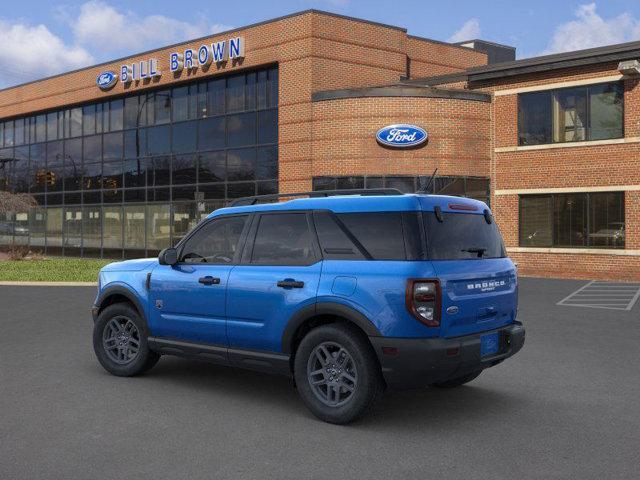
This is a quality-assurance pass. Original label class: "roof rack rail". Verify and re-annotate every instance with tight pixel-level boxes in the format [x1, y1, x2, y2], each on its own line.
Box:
[227, 188, 404, 207]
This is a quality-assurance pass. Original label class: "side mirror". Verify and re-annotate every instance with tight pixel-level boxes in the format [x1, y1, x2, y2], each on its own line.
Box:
[158, 247, 178, 266]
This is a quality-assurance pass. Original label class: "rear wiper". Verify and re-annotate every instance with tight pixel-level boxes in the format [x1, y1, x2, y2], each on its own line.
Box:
[462, 247, 486, 258]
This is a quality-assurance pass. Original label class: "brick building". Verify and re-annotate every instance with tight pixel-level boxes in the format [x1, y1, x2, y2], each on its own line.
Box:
[0, 9, 637, 280]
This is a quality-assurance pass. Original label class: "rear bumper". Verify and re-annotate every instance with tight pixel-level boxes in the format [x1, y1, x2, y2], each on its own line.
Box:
[369, 322, 525, 389]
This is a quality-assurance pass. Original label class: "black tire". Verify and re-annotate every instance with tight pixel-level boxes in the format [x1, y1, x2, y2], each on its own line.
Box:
[433, 370, 483, 388]
[93, 303, 160, 377]
[294, 323, 383, 425]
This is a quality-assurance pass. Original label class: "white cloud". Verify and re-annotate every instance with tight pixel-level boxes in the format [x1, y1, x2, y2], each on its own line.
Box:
[0, 20, 93, 88]
[71, 1, 232, 55]
[0, 1, 233, 88]
[448, 18, 481, 43]
[542, 3, 640, 54]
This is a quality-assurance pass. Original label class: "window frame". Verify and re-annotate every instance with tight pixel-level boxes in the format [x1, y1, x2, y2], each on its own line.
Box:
[241, 211, 321, 267]
[176, 213, 251, 265]
[517, 81, 625, 146]
[518, 192, 625, 249]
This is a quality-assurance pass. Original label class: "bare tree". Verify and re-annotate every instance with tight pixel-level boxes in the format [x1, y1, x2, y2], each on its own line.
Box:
[0, 191, 37, 214]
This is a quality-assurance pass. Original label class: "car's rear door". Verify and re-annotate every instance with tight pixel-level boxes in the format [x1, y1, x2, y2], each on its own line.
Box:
[423, 209, 517, 339]
[148, 214, 250, 345]
[226, 211, 322, 353]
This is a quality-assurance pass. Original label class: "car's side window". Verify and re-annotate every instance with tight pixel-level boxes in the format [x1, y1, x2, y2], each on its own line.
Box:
[180, 215, 248, 264]
[251, 213, 316, 265]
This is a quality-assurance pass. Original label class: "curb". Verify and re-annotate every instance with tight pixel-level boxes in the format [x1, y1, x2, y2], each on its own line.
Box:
[0, 281, 98, 286]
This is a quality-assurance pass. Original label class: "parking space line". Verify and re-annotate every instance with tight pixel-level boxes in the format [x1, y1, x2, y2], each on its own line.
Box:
[557, 281, 640, 311]
[556, 281, 594, 305]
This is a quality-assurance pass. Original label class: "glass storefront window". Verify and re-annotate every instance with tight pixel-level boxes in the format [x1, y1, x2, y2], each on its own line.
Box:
[103, 206, 123, 250]
[146, 204, 171, 252]
[172, 121, 197, 153]
[46, 207, 63, 248]
[172, 202, 197, 243]
[63, 207, 83, 253]
[0, 66, 278, 258]
[29, 207, 46, 248]
[312, 175, 490, 205]
[83, 206, 102, 252]
[124, 205, 145, 254]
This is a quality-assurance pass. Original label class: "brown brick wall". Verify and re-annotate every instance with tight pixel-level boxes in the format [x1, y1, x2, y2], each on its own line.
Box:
[310, 96, 491, 186]
[0, 11, 487, 198]
[510, 251, 640, 281]
[406, 37, 487, 79]
[482, 64, 640, 281]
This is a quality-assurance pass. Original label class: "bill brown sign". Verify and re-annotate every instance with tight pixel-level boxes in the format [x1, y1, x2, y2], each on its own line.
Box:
[97, 36, 245, 89]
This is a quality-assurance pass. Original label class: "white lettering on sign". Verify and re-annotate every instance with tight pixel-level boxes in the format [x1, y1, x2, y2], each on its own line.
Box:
[170, 37, 244, 73]
[386, 128, 417, 143]
[121, 58, 161, 84]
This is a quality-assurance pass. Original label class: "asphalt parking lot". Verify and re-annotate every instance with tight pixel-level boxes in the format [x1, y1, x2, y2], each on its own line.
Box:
[1, 278, 639, 480]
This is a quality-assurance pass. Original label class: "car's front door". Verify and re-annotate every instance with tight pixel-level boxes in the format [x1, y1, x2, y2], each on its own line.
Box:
[148, 214, 250, 345]
[226, 212, 322, 353]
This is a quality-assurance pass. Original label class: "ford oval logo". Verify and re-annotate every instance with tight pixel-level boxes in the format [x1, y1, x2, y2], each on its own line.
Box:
[96, 71, 118, 90]
[376, 124, 428, 148]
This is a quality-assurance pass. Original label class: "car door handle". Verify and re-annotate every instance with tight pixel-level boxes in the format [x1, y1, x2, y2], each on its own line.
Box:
[277, 279, 305, 289]
[199, 276, 221, 285]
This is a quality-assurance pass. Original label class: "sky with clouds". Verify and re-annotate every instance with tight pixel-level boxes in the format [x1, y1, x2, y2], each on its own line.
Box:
[1, 0, 640, 88]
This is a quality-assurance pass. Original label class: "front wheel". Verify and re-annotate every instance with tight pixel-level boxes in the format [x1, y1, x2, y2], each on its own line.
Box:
[294, 323, 383, 424]
[93, 303, 160, 377]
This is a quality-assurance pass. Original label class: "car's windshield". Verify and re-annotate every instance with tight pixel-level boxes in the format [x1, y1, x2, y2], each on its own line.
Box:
[423, 211, 506, 260]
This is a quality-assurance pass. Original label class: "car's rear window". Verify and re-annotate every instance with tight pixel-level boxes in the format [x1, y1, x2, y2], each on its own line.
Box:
[423, 212, 506, 260]
[336, 213, 406, 260]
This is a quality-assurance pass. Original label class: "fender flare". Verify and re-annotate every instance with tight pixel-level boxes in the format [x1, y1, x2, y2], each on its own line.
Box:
[281, 302, 381, 354]
[95, 284, 147, 322]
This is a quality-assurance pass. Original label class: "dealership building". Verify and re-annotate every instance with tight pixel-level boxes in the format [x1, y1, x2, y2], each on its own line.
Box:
[0, 9, 639, 280]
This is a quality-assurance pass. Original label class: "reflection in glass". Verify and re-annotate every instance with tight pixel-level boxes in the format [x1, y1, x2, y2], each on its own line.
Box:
[103, 206, 123, 249]
[198, 151, 225, 183]
[83, 206, 102, 251]
[227, 112, 256, 147]
[147, 204, 171, 251]
[29, 207, 46, 248]
[198, 116, 225, 151]
[172, 202, 197, 243]
[63, 207, 83, 252]
[45, 207, 63, 247]
[227, 148, 255, 181]
[124, 205, 145, 251]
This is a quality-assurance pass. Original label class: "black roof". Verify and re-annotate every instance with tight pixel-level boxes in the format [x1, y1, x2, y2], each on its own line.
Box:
[466, 39, 640, 81]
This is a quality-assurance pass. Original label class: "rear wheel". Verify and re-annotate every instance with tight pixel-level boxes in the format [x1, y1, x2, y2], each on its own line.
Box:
[93, 303, 160, 377]
[433, 370, 483, 388]
[294, 323, 383, 424]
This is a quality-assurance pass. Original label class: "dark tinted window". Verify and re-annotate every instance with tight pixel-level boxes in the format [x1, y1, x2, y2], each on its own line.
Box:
[518, 91, 552, 145]
[252, 213, 315, 265]
[314, 212, 365, 260]
[518, 82, 623, 145]
[424, 212, 506, 260]
[181, 215, 247, 263]
[337, 213, 406, 260]
[519, 195, 553, 246]
[519, 192, 624, 248]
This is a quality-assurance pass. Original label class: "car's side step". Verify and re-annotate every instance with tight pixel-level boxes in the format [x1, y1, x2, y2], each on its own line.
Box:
[148, 337, 291, 376]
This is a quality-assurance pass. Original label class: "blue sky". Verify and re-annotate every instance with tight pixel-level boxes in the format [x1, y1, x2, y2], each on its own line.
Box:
[2, 1, 640, 88]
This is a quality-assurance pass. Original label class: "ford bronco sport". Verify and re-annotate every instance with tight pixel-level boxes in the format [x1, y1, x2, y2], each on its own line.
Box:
[92, 189, 525, 424]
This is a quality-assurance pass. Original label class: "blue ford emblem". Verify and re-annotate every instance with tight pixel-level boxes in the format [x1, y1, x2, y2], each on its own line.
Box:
[96, 71, 118, 90]
[376, 124, 428, 148]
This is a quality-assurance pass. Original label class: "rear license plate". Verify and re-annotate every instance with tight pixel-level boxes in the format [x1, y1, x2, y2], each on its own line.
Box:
[480, 332, 500, 357]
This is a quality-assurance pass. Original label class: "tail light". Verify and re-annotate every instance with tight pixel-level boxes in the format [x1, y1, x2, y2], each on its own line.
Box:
[406, 279, 441, 327]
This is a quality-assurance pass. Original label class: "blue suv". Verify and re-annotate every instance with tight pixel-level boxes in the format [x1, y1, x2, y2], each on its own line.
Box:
[92, 190, 525, 424]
